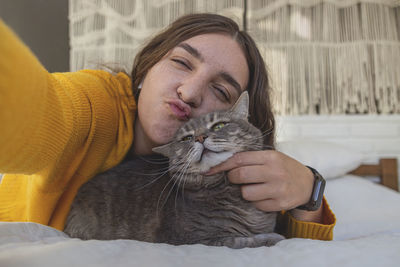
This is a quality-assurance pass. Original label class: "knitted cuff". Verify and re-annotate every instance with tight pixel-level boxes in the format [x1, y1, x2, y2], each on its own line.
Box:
[278, 197, 336, 240]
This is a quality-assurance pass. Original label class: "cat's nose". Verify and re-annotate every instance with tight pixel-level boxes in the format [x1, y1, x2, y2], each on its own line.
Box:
[195, 134, 208, 144]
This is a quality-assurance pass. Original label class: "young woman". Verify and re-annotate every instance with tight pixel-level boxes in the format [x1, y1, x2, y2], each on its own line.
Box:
[0, 13, 335, 240]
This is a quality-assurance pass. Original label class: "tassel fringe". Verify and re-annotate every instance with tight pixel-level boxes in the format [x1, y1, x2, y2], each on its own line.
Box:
[69, 0, 400, 115]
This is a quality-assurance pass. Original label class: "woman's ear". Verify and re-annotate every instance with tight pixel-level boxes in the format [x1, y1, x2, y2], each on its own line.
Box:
[135, 80, 144, 100]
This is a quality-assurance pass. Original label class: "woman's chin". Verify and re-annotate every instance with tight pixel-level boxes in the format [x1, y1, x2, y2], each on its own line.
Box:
[151, 127, 179, 146]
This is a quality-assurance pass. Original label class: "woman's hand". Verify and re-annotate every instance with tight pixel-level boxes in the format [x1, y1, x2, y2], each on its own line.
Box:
[206, 150, 323, 223]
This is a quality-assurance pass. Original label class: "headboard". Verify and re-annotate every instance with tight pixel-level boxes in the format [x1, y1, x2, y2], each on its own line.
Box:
[350, 158, 399, 192]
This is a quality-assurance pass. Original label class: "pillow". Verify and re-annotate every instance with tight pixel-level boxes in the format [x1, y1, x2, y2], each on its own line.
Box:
[325, 175, 400, 240]
[276, 140, 365, 179]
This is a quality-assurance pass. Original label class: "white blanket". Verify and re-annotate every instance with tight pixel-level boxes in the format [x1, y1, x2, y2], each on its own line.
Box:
[0, 223, 399, 267]
[1, 175, 400, 267]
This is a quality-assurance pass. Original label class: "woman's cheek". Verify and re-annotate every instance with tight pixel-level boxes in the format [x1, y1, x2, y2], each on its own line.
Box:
[150, 117, 183, 145]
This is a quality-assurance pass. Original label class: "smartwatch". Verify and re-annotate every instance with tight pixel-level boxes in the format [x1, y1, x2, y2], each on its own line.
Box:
[296, 166, 326, 211]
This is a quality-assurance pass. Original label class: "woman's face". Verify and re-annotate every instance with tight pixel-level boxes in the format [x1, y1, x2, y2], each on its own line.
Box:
[135, 33, 249, 153]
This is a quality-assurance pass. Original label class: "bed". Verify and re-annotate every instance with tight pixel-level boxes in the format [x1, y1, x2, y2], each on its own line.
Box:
[0, 140, 399, 267]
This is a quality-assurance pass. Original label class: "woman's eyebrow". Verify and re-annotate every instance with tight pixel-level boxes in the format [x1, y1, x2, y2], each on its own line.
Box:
[177, 43, 204, 62]
[177, 42, 243, 94]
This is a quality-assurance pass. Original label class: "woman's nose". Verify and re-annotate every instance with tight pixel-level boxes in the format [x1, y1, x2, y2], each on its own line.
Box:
[177, 78, 206, 108]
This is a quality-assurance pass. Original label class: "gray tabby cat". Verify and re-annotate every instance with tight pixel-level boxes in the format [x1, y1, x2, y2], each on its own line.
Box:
[64, 92, 285, 248]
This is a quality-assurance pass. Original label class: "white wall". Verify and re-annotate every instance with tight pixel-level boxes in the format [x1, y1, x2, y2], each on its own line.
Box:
[276, 115, 400, 182]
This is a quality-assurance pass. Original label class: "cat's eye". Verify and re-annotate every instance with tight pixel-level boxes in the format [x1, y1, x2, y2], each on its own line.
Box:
[181, 135, 193, 142]
[212, 122, 226, 131]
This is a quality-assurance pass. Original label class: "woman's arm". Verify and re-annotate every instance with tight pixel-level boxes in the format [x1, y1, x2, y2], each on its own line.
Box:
[0, 19, 136, 228]
[0, 19, 79, 174]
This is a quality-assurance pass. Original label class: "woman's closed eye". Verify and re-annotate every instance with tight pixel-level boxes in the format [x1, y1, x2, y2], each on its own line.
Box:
[212, 84, 230, 102]
[170, 55, 232, 103]
[171, 58, 192, 71]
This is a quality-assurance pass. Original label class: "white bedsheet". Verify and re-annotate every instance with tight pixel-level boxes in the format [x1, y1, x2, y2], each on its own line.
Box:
[1, 175, 400, 267]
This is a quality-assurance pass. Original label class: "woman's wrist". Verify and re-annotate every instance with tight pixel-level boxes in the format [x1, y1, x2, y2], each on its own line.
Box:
[295, 166, 326, 211]
[288, 165, 326, 223]
[289, 204, 324, 223]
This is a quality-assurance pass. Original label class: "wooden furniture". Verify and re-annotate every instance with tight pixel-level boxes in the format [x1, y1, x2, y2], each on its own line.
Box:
[350, 158, 399, 192]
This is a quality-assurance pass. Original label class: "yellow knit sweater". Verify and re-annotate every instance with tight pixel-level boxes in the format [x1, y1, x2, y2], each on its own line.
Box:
[0, 20, 335, 240]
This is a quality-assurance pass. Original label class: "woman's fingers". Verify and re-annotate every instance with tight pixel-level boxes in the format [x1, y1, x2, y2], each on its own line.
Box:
[239, 183, 275, 202]
[204, 149, 316, 213]
[227, 165, 273, 184]
[205, 151, 274, 175]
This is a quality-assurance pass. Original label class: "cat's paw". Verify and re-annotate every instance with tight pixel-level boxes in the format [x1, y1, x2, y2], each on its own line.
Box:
[254, 233, 285, 247]
[209, 232, 285, 248]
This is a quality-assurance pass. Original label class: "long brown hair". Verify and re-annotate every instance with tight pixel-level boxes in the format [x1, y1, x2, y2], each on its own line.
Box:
[131, 13, 275, 147]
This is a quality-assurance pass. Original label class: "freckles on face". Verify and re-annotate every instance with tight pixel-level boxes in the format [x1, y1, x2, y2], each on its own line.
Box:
[136, 33, 249, 147]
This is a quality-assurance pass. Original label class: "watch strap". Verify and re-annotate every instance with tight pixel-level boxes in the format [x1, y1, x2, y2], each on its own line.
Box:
[296, 166, 326, 211]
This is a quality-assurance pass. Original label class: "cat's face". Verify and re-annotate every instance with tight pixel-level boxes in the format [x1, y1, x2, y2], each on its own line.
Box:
[153, 92, 263, 187]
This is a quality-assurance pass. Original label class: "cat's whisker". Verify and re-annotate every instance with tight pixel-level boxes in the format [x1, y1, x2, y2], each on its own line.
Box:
[151, 156, 191, 177]
[180, 169, 189, 208]
[255, 128, 275, 144]
[157, 146, 196, 213]
[261, 144, 275, 150]
[167, 152, 197, 171]
[165, 172, 181, 210]
[130, 160, 192, 192]
[129, 155, 191, 176]
[156, 174, 176, 217]
[174, 161, 190, 210]
[132, 169, 171, 192]
[171, 162, 187, 208]
[259, 130, 274, 139]
[128, 167, 170, 177]
[137, 156, 170, 164]
[211, 131, 274, 150]
[170, 153, 195, 211]
[208, 142, 265, 150]
[174, 148, 200, 209]
[156, 158, 187, 214]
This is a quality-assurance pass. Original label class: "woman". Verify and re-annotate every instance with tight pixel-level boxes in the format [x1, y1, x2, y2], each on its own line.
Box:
[0, 13, 335, 240]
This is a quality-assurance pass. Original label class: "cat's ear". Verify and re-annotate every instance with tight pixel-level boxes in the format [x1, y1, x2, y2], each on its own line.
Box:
[230, 91, 249, 120]
[152, 143, 174, 158]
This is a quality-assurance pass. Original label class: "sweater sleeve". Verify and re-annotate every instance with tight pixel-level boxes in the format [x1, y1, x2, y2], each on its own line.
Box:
[0, 18, 135, 174]
[276, 197, 336, 240]
[0, 19, 81, 174]
[0, 19, 135, 229]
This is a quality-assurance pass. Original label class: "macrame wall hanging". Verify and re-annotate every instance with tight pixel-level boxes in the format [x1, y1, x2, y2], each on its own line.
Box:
[69, 0, 244, 72]
[69, 0, 400, 115]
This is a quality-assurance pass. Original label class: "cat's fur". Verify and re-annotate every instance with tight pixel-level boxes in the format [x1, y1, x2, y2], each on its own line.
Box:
[64, 92, 285, 248]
